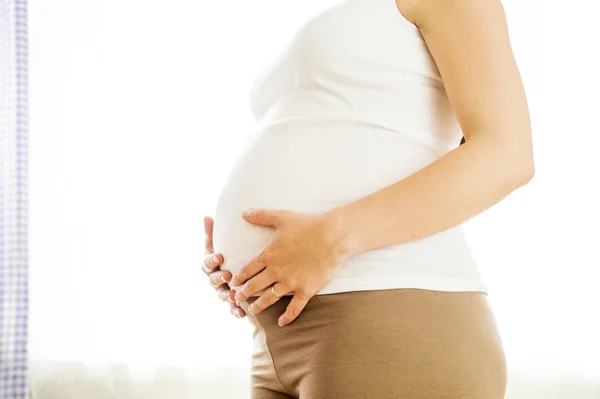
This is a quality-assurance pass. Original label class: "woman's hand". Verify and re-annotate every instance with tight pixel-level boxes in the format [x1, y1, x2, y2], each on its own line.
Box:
[231, 208, 349, 327]
[202, 216, 246, 319]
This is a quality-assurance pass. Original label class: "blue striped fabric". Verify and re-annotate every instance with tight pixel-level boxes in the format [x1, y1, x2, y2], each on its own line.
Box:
[0, 0, 29, 398]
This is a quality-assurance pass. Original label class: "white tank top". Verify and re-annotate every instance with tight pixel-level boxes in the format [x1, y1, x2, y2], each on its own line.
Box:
[213, 0, 489, 296]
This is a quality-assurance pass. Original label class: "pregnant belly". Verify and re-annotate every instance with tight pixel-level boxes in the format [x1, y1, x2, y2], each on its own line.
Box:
[212, 125, 442, 288]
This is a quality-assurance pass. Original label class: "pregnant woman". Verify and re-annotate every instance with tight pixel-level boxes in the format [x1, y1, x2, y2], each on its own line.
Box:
[203, 0, 533, 397]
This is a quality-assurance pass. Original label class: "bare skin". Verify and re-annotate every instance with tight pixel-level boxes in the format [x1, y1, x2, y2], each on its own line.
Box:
[202, 216, 246, 319]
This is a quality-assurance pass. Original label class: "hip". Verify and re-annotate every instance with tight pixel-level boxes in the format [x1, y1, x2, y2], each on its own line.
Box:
[241, 288, 507, 398]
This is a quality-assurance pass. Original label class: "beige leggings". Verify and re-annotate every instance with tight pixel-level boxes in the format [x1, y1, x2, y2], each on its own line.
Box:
[239, 288, 507, 399]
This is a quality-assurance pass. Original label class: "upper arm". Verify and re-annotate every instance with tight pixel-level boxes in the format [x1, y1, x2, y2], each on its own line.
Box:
[398, 0, 533, 164]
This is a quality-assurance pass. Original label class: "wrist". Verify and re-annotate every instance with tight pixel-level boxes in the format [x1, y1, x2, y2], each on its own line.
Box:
[320, 206, 356, 264]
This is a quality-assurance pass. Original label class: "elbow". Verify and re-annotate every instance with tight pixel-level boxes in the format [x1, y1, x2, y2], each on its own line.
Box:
[489, 132, 535, 187]
[510, 153, 535, 187]
[522, 161, 535, 184]
[472, 129, 535, 187]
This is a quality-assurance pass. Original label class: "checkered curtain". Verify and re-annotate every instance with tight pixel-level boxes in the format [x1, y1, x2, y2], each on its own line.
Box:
[0, 0, 29, 398]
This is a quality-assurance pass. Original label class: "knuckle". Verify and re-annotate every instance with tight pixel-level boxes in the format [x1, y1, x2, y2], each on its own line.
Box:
[283, 276, 296, 288]
[243, 282, 254, 295]
[269, 266, 281, 280]
[267, 293, 278, 305]
[258, 251, 272, 264]
[204, 255, 215, 268]
[296, 290, 312, 300]
[236, 268, 246, 281]
[209, 276, 220, 288]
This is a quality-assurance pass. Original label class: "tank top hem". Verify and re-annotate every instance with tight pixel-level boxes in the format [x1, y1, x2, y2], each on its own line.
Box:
[315, 275, 489, 296]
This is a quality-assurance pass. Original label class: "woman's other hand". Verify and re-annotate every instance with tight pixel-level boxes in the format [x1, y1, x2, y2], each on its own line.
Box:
[203, 216, 246, 319]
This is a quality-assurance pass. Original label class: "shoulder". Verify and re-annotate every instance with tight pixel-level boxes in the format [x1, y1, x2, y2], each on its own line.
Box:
[394, 0, 508, 34]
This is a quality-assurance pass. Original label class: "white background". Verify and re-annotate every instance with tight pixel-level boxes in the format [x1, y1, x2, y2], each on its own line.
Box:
[28, 0, 600, 398]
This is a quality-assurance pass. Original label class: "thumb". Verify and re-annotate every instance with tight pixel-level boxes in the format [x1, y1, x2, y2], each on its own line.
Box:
[242, 208, 282, 228]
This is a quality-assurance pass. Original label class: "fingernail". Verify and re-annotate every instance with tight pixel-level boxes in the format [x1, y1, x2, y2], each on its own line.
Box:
[213, 255, 220, 263]
[242, 209, 253, 217]
[278, 318, 284, 327]
[221, 275, 227, 282]
[235, 312, 242, 318]
[248, 305, 255, 314]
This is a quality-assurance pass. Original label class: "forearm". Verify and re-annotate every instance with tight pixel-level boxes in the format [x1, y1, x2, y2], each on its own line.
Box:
[323, 136, 534, 262]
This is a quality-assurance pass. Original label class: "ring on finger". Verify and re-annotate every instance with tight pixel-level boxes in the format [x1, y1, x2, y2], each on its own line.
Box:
[271, 284, 283, 298]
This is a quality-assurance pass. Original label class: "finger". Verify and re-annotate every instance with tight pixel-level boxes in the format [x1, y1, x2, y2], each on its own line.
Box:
[234, 269, 276, 303]
[216, 286, 236, 302]
[246, 282, 291, 316]
[204, 216, 215, 254]
[278, 293, 310, 327]
[230, 301, 246, 318]
[202, 252, 223, 275]
[231, 252, 268, 287]
[209, 269, 232, 289]
[241, 208, 283, 228]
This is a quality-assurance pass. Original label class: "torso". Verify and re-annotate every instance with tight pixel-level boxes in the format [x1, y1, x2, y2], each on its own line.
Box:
[213, 0, 489, 297]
